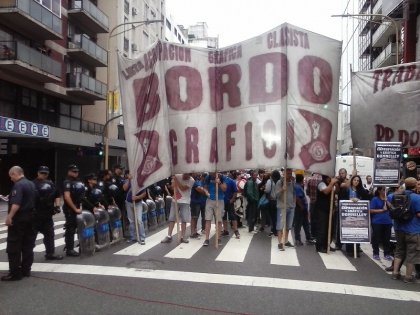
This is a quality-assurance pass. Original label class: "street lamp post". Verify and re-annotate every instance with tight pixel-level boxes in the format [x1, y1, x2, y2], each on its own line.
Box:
[332, 13, 400, 65]
[104, 19, 163, 169]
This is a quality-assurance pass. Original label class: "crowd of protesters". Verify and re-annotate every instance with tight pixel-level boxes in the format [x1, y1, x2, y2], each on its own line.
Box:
[1, 163, 419, 284]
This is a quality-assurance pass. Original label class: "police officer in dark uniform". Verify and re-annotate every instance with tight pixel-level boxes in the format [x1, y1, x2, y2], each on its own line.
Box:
[82, 173, 106, 213]
[2, 166, 37, 281]
[112, 165, 129, 237]
[62, 164, 84, 257]
[33, 166, 63, 260]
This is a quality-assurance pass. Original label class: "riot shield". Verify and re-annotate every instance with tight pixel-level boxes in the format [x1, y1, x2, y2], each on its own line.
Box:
[94, 208, 110, 250]
[155, 197, 166, 226]
[108, 205, 123, 243]
[146, 199, 157, 231]
[76, 211, 96, 256]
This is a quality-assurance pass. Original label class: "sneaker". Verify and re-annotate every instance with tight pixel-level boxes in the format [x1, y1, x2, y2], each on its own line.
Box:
[161, 236, 172, 244]
[180, 238, 189, 244]
[190, 233, 200, 239]
[384, 255, 393, 261]
[140, 240, 146, 245]
[295, 240, 303, 246]
[373, 254, 381, 261]
[203, 239, 210, 246]
[391, 273, 401, 280]
[222, 230, 229, 236]
[385, 266, 394, 272]
[278, 243, 285, 251]
[217, 239, 223, 246]
[307, 239, 316, 245]
[285, 241, 294, 247]
[234, 230, 240, 239]
[126, 239, 136, 243]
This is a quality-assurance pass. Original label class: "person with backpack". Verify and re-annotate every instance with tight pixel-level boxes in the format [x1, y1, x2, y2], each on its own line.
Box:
[369, 186, 393, 261]
[391, 177, 420, 283]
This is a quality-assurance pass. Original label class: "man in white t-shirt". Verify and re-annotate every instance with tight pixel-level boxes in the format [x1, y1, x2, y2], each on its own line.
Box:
[161, 174, 194, 244]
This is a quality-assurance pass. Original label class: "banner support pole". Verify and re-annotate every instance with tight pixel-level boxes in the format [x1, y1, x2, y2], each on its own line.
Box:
[173, 176, 181, 244]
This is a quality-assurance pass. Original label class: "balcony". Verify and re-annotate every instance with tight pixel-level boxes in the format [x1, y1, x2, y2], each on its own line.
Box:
[372, 21, 395, 47]
[372, 0, 382, 17]
[372, 42, 398, 68]
[359, 0, 371, 13]
[359, 15, 372, 36]
[0, 0, 62, 40]
[68, 0, 109, 36]
[0, 41, 61, 82]
[67, 34, 107, 67]
[67, 73, 106, 103]
[359, 36, 372, 56]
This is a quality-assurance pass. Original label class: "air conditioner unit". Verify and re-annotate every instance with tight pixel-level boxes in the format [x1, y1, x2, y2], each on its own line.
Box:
[132, 7, 137, 16]
[131, 43, 138, 51]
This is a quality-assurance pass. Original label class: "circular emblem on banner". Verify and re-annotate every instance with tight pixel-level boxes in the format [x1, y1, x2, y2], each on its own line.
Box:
[142, 156, 157, 175]
[309, 141, 328, 162]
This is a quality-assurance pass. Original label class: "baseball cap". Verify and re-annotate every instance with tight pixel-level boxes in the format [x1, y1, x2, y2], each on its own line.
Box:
[38, 166, 49, 173]
[68, 164, 79, 172]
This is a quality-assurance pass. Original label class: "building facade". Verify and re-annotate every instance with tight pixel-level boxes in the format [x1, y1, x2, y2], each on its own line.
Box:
[339, 0, 420, 155]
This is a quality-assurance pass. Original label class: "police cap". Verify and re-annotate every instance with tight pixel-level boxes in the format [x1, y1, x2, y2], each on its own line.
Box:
[68, 164, 79, 172]
[38, 166, 50, 174]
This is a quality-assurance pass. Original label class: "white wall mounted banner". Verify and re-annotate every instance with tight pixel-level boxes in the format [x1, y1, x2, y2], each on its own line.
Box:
[118, 23, 342, 193]
[351, 61, 420, 150]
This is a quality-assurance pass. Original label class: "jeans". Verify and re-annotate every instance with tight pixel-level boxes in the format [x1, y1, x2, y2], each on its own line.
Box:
[371, 224, 392, 256]
[293, 209, 311, 242]
[276, 207, 295, 231]
[125, 201, 146, 241]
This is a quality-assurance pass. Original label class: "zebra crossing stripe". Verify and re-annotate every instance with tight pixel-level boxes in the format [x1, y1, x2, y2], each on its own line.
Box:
[0, 226, 8, 232]
[33, 234, 78, 253]
[318, 250, 357, 271]
[114, 227, 171, 256]
[270, 237, 300, 266]
[215, 231, 254, 262]
[1, 262, 418, 302]
[165, 225, 216, 259]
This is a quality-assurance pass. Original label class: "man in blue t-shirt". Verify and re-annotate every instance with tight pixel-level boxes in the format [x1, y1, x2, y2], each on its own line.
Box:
[392, 177, 420, 283]
[222, 172, 240, 239]
[202, 172, 227, 247]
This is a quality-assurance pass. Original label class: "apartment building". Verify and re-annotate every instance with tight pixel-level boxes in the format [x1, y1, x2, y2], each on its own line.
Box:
[0, 0, 111, 191]
[338, 0, 420, 154]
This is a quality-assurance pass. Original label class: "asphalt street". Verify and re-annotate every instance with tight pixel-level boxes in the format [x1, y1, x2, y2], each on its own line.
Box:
[0, 202, 419, 315]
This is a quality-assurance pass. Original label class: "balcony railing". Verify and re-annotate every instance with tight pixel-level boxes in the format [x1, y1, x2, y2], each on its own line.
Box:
[82, 119, 104, 135]
[0, 40, 61, 77]
[67, 73, 106, 97]
[372, 21, 395, 47]
[372, 0, 382, 16]
[68, 34, 107, 66]
[69, 0, 109, 32]
[372, 42, 397, 68]
[0, 0, 62, 36]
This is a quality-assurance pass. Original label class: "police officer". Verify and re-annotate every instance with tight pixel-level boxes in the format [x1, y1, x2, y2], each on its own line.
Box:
[82, 173, 105, 213]
[62, 164, 84, 257]
[33, 166, 63, 261]
[2, 166, 37, 281]
[112, 165, 129, 237]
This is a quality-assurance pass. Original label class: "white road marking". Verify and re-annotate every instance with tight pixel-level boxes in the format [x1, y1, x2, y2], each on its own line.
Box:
[33, 234, 78, 253]
[165, 225, 216, 259]
[1, 262, 419, 302]
[318, 250, 357, 271]
[216, 231, 254, 262]
[270, 237, 300, 266]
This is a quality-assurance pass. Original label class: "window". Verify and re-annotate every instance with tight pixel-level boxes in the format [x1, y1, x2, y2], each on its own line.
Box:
[124, 0, 129, 15]
[123, 37, 129, 51]
[59, 102, 81, 131]
[166, 19, 171, 30]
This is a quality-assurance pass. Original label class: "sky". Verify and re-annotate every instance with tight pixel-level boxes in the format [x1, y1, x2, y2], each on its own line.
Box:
[166, 0, 346, 47]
